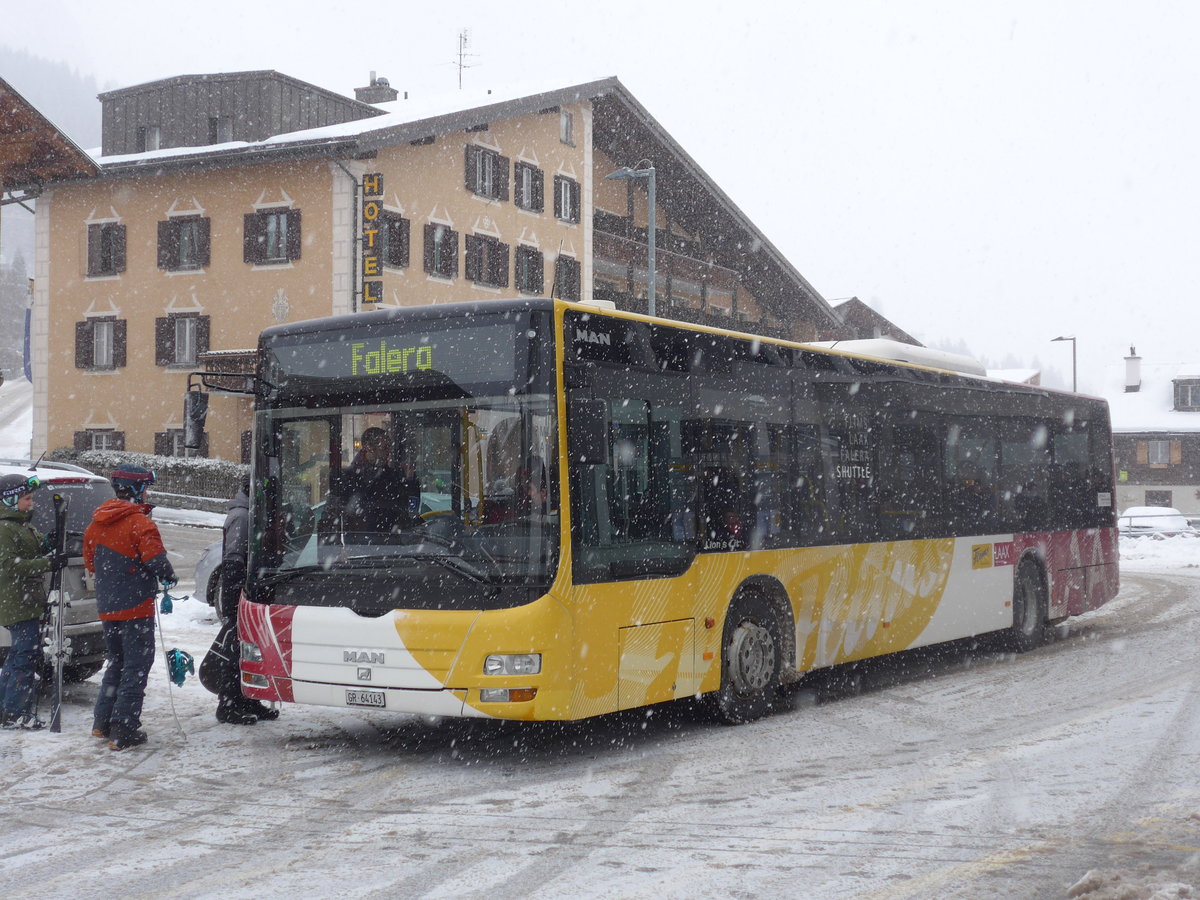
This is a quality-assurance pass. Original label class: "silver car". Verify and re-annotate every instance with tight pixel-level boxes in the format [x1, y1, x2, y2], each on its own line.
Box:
[194, 537, 224, 607]
[0, 459, 114, 682]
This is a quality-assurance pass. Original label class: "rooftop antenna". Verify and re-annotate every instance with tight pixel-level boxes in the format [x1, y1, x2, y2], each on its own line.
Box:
[455, 28, 476, 89]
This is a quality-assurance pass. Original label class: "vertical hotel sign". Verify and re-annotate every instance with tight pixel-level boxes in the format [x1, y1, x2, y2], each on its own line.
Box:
[361, 173, 383, 305]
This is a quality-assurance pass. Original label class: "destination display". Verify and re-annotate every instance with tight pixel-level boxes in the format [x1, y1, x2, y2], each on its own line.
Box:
[263, 319, 526, 389]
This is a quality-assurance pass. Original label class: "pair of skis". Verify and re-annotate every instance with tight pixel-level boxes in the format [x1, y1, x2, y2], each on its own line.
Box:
[42, 493, 70, 734]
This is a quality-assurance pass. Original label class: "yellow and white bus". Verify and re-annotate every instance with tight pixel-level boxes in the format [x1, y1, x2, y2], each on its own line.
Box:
[212, 298, 1118, 724]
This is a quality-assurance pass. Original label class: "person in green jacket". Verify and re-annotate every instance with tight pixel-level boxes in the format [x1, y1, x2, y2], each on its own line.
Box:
[0, 473, 60, 730]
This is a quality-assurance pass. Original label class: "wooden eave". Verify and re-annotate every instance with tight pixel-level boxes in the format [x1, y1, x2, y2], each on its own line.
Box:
[0, 76, 98, 194]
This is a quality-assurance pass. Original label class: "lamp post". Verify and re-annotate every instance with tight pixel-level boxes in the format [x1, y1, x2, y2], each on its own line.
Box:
[1052, 335, 1077, 392]
[605, 160, 656, 316]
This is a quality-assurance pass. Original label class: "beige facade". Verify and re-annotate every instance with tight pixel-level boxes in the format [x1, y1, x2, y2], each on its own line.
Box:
[36, 76, 838, 461]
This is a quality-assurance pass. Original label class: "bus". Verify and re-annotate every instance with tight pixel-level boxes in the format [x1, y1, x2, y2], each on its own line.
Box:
[192, 298, 1118, 725]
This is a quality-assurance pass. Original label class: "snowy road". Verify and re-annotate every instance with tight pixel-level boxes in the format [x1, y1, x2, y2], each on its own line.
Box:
[3, 552, 1200, 899]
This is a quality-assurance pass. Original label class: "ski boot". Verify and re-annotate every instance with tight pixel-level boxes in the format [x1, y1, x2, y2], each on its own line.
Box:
[108, 729, 148, 751]
[216, 697, 257, 725]
[237, 698, 279, 721]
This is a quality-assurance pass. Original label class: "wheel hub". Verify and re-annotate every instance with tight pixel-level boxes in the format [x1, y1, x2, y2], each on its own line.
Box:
[727, 620, 775, 694]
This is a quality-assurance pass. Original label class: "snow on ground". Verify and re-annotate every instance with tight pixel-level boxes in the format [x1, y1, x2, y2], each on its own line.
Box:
[5, 381, 1200, 897]
[0, 376, 32, 457]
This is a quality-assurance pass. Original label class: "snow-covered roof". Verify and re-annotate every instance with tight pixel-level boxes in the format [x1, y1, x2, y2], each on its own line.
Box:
[987, 368, 1040, 385]
[92, 75, 618, 167]
[1101, 359, 1200, 433]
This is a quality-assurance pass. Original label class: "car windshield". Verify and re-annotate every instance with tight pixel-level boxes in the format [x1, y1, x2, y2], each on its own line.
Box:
[254, 394, 558, 612]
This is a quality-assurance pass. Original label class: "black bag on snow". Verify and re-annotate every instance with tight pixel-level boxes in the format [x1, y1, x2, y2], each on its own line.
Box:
[198, 621, 240, 696]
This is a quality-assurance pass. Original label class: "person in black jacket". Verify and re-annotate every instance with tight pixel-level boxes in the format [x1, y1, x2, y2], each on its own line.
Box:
[203, 476, 278, 725]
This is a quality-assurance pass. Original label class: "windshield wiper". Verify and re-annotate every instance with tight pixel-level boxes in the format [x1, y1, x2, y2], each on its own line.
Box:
[337, 550, 498, 594]
[259, 564, 329, 587]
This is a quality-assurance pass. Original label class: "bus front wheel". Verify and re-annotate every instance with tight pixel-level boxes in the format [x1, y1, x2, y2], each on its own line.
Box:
[1007, 560, 1049, 652]
[712, 593, 783, 725]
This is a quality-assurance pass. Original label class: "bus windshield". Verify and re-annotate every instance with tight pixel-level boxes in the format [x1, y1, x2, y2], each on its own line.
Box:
[250, 308, 558, 614]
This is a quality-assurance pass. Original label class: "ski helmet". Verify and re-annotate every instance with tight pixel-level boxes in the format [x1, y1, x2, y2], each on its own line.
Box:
[111, 465, 155, 502]
[0, 473, 40, 509]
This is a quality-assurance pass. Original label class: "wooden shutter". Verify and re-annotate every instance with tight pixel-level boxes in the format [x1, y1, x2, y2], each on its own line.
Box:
[1136, 441, 1148, 464]
[113, 319, 127, 368]
[530, 249, 544, 294]
[464, 234, 481, 282]
[464, 146, 479, 193]
[569, 181, 580, 223]
[286, 209, 302, 260]
[423, 223, 437, 274]
[154, 432, 172, 456]
[87, 225, 102, 276]
[112, 432, 126, 451]
[75, 321, 93, 369]
[73, 431, 89, 451]
[196, 315, 211, 357]
[157, 220, 176, 269]
[196, 217, 212, 267]
[445, 228, 459, 278]
[155, 317, 173, 365]
[497, 155, 510, 201]
[492, 240, 510, 288]
[532, 168, 544, 212]
[1171, 440, 1183, 465]
[396, 217, 410, 268]
[243, 213, 262, 263]
[113, 224, 127, 273]
[241, 430, 253, 465]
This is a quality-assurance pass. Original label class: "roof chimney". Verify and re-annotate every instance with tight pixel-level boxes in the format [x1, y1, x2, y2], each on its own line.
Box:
[355, 72, 399, 104]
[1125, 345, 1142, 393]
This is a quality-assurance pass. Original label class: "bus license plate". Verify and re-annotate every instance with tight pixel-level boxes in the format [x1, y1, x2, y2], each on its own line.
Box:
[345, 689, 385, 708]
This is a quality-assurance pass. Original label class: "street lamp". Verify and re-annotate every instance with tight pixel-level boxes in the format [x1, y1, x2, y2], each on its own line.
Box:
[1051, 335, 1077, 392]
[605, 160, 656, 317]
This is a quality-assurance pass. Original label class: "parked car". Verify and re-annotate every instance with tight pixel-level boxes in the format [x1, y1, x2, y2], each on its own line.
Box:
[195, 537, 223, 608]
[1117, 506, 1199, 539]
[0, 459, 115, 681]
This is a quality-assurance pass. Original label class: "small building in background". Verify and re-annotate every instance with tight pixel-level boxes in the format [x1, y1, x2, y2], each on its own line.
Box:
[1104, 347, 1200, 516]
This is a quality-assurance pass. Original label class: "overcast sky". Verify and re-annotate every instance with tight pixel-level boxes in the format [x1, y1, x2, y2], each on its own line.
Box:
[6, 0, 1198, 393]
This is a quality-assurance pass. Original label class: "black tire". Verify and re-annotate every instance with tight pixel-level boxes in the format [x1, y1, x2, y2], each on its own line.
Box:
[712, 592, 783, 725]
[206, 563, 224, 608]
[1007, 560, 1048, 652]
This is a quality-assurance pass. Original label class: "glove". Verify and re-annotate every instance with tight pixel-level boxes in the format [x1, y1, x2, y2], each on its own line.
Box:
[163, 576, 179, 590]
[47, 550, 69, 569]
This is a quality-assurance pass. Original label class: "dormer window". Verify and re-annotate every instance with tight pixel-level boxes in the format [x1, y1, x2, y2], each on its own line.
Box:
[1175, 380, 1200, 411]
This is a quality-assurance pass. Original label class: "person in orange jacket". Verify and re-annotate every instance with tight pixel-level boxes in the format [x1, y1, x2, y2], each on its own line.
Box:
[83, 465, 176, 751]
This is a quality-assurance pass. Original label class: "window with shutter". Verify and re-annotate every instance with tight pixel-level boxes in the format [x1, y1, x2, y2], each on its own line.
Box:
[244, 209, 300, 265]
[554, 176, 580, 223]
[424, 224, 459, 278]
[466, 234, 509, 287]
[87, 223, 126, 276]
[464, 146, 509, 201]
[553, 256, 581, 301]
[515, 246, 544, 294]
[158, 217, 211, 270]
[379, 212, 410, 268]
[514, 163, 545, 212]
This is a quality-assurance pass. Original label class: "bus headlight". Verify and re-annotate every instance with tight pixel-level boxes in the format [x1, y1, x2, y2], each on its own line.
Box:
[240, 640, 263, 663]
[483, 653, 541, 676]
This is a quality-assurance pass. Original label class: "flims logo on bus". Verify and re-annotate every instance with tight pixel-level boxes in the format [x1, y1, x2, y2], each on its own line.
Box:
[350, 340, 434, 376]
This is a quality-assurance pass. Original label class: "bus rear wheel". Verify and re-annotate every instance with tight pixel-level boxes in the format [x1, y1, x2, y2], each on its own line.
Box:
[1007, 560, 1049, 652]
[712, 593, 782, 725]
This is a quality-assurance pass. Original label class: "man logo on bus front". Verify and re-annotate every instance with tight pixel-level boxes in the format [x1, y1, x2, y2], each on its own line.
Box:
[344, 650, 385, 665]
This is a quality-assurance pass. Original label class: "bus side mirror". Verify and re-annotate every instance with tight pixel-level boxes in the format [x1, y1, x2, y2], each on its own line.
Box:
[183, 391, 209, 450]
[569, 398, 609, 465]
